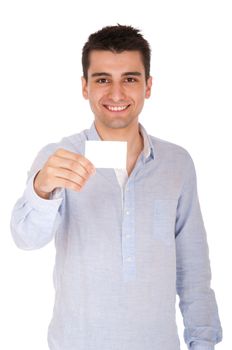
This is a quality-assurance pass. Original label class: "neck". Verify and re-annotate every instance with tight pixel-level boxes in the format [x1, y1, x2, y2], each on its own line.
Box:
[94, 120, 144, 159]
[94, 119, 144, 176]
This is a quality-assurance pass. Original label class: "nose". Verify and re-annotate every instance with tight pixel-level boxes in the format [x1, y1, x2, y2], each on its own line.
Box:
[108, 82, 126, 102]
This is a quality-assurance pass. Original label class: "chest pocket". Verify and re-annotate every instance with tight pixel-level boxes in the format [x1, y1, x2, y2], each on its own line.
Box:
[153, 199, 178, 245]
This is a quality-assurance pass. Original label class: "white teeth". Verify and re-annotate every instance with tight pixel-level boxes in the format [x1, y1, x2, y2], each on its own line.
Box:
[105, 105, 128, 111]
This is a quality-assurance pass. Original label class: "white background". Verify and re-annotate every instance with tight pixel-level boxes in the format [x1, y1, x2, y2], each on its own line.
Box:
[0, 0, 231, 349]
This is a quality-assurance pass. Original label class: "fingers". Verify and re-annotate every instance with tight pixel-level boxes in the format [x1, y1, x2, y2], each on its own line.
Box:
[52, 177, 83, 193]
[34, 148, 96, 198]
[48, 155, 91, 181]
[53, 149, 95, 176]
[52, 167, 88, 189]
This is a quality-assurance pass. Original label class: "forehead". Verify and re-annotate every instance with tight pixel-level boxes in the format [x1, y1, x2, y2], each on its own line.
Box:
[88, 50, 145, 76]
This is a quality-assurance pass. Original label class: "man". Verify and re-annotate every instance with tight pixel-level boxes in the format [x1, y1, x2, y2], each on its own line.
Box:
[11, 25, 222, 350]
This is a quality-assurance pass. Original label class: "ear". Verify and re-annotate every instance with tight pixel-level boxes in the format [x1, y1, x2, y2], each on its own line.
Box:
[81, 76, 89, 99]
[145, 76, 152, 99]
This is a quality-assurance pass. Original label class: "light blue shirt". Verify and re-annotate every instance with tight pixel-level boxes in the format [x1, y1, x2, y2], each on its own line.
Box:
[10, 122, 222, 350]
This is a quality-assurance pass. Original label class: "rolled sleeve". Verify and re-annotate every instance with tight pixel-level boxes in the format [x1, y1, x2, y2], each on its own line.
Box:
[11, 174, 64, 250]
[175, 154, 222, 349]
[190, 341, 215, 350]
[24, 174, 63, 211]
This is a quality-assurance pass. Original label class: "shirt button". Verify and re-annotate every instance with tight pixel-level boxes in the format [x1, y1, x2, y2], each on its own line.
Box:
[126, 234, 130, 239]
[127, 257, 132, 262]
[125, 210, 130, 215]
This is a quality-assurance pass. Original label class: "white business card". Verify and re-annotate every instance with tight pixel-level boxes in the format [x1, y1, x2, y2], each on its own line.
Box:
[85, 140, 127, 169]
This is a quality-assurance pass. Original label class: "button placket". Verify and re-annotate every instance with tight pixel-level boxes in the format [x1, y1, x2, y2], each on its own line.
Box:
[121, 181, 136, 282]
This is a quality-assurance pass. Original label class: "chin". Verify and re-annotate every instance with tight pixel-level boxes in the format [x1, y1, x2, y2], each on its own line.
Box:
[100, 112, 136, 128]
[103, 119, 133, 129]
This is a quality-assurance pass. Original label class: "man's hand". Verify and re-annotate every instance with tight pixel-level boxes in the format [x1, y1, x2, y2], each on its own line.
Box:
[33, 148, 96, 199]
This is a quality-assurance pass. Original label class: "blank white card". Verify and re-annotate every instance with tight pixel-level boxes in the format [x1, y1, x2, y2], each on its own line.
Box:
[85, 140, 127, 169]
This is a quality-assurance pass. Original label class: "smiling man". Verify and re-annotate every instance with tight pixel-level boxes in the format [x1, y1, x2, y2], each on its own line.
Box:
[82, 49, 152, 176]
[11, 25, 222, 350]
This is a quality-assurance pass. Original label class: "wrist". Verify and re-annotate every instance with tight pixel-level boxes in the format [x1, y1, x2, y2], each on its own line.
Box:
[33, 175, 51, 200]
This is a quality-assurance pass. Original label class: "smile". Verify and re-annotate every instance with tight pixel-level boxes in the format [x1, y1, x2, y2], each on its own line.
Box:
[103, 105, 130, 112]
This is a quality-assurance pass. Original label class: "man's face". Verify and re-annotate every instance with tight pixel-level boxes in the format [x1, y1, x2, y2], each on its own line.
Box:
[82, 50, 152, 130]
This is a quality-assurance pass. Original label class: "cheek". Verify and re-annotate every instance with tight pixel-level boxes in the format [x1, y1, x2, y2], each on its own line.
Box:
[129, 86, 147, 101]
[134, 93, 146, 106]
[88, 88, 105, 102]
[88, 93, 104, 112]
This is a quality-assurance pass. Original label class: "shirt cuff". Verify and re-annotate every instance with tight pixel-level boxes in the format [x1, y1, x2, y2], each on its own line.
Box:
[24, 174, 64, 212]
[190, 342, 215, 350]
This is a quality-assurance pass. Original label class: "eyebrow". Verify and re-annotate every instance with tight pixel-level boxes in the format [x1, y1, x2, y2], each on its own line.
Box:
[91, 72, 142, 78]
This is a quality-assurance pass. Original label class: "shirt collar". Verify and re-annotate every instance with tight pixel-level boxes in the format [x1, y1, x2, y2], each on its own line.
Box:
[138, 122, 155, 161]
[87, 121, 155, 162]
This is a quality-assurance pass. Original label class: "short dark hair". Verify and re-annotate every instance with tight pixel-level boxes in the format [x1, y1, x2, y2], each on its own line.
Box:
[82, 24, 151, 82]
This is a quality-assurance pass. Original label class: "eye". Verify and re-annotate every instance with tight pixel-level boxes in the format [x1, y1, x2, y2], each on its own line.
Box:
[125, 77, 137, 83]
[96, 78, 109, 84]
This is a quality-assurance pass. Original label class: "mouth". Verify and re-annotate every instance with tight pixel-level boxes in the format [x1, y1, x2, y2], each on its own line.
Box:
[103, 104, 130, 112]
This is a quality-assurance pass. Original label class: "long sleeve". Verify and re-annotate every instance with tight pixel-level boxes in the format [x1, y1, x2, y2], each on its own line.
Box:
[10, 144, 64, 250]
[175, 155, 222, 349]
